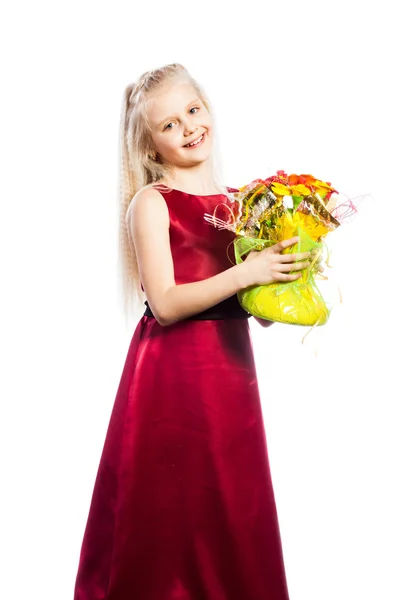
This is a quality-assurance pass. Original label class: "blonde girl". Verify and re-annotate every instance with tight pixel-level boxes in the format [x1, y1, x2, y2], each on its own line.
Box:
[73, 62, 309, 600]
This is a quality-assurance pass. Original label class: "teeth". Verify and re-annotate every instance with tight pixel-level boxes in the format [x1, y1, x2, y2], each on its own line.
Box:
[186, 134, 203, 147]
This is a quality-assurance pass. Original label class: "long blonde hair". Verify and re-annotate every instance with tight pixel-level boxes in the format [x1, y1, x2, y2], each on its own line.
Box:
[118, 63, 230, 323]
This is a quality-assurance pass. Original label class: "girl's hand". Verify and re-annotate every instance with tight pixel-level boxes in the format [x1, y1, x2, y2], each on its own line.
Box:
[241, 236, 311, 288]
[310, 246, 325, 273]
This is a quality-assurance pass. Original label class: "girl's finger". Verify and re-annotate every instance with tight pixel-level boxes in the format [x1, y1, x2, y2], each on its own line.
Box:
[277, 251, 311, 263]
[277, 261, 310, 273]
[270, 237, 299, 253]
[275, 272, 303, 282]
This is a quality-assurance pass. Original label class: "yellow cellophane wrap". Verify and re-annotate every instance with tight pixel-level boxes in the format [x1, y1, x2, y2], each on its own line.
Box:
[234, 216, 331, 326]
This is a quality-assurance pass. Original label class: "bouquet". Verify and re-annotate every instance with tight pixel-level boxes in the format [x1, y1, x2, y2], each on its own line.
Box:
[204, 170, 358, 326]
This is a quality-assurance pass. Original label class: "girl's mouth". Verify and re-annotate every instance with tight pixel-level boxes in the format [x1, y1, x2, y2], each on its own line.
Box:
[184, 133, 205, 148]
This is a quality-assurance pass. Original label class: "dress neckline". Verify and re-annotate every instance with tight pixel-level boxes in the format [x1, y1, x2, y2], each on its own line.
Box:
[172, 189, 226, 197]
[153, 184, 227, 198]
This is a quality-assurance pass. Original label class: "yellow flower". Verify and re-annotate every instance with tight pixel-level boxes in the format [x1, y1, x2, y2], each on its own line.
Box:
[293, 212, 330, 240]
[313, 179, 334, 191]
[271, 182, 291, 196]
[290, 184, 311, 196]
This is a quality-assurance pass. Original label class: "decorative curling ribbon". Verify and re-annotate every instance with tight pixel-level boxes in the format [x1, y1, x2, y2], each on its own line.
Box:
[204, 202, 237, 232]
[301, 315, 323, 345]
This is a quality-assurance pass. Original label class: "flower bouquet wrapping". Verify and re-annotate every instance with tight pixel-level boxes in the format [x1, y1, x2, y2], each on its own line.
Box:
[204, 170, 359, 326]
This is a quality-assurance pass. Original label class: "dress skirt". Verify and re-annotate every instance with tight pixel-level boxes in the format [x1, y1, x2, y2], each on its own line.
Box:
[73, 314, 290, 599]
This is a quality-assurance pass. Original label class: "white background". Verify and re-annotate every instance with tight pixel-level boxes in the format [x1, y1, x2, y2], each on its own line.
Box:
[1, 1, 399, 599]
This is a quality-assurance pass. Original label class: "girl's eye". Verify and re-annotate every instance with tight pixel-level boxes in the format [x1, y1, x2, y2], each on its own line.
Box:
[164, 107, 200, 130]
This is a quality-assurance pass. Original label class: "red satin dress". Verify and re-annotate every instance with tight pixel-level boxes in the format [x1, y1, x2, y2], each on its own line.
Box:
[73, 186, 291, 600]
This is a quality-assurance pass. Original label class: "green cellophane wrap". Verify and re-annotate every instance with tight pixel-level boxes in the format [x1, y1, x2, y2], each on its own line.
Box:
[234, 227, 330, 326]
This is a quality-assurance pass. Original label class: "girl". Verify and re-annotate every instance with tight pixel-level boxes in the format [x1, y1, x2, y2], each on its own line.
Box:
[73, 63, 310, 600]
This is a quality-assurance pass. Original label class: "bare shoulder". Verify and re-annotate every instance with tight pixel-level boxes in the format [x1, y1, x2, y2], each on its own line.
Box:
[126, 185, 169, 240]
[129, 184, 169, 216]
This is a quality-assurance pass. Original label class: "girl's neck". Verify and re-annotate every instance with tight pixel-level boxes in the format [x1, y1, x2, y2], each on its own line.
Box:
[159, 163, 219, 195]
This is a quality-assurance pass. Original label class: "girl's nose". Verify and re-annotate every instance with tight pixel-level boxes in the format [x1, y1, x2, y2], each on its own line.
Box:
[183, 121, 198, 136]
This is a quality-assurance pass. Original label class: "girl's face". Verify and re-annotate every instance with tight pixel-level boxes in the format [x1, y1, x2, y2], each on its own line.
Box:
[146, 81, 213, 167]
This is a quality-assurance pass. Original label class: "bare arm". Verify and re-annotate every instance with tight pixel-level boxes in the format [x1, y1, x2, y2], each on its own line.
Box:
[127, 187, 248, 326]
[127, 187, 310, 327]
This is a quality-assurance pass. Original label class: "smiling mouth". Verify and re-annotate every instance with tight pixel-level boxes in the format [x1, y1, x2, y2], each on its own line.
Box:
[184, 133, 205, 148]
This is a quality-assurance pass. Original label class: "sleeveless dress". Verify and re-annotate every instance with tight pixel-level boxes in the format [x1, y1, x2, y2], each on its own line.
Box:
[73, 186, 291, 600]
